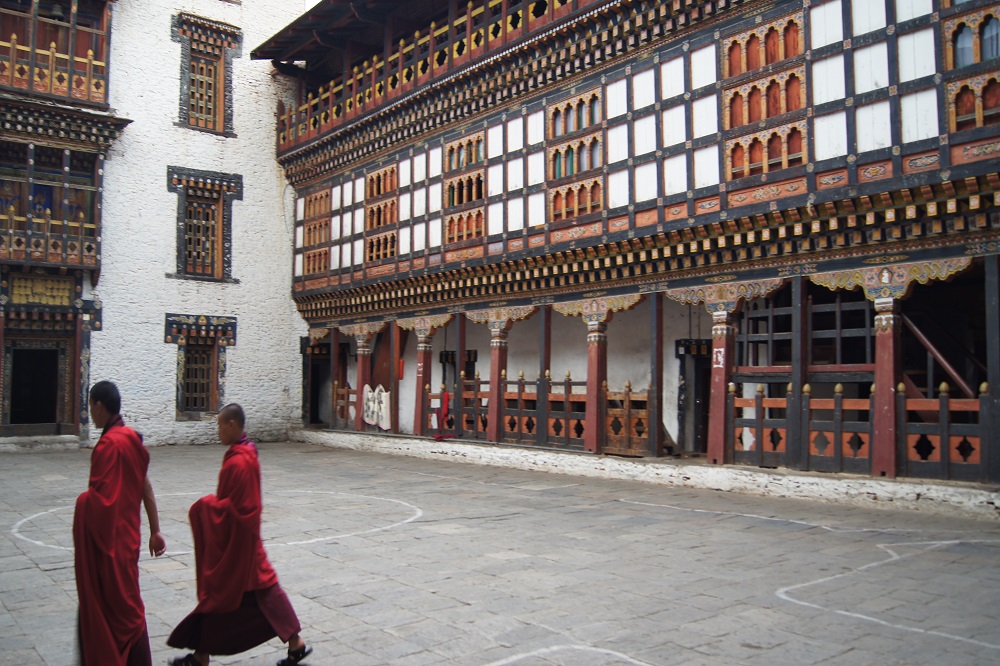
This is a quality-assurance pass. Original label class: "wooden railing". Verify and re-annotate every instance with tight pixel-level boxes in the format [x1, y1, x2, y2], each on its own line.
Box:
[275, 0, 601, 153]
[602, 381, 651, 457]
[458, 372, 489, 439]
[0, 207, 98, 266]
[331, 381, 356, 429]
[897, 382, 989, 482]
[0, 27, 108, 105]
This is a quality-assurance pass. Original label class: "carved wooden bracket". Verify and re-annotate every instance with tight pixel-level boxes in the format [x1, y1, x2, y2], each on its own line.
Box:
[553, 294, 642, 325]
[809, 257, 972, 302]
[664, 278, 784, 315]
[396, 314, 453, 338]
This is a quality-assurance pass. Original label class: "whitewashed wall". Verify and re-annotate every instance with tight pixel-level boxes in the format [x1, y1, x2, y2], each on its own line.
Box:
[93, 0, 309, 445]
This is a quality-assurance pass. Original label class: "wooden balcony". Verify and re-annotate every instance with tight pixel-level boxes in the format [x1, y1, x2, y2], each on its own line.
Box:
[0, 208, 98, 268]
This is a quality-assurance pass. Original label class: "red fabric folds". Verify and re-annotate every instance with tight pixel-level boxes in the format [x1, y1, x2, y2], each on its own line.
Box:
[73, 414, 150, 666]
[189, 436, 277, 615]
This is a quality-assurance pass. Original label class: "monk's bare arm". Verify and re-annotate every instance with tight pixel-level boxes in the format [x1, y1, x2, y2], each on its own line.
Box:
[143, 476, 167, 557]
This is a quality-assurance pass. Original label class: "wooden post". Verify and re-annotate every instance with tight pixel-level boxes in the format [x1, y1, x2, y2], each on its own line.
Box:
[329, 328, 339, 429]
[584, 320, 607, 453]
[788, 276, 808, 469]
[486, 324, 509, 442]
[413, 331, 434, 436]
[707, 310, 735, 464]
[538, 306, 551, 447]
[354, 334, 373, 431]
[390, 322, 400, 433]
[985, 255, 1000, 482]
[872, 297, 900, 478]
[648, 292, 663, 456]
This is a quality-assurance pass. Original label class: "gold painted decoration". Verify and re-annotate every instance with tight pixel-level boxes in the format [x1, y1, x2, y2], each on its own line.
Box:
[9, 275, 74, 305]
[338, 321, 387, 338]
[553, 294, 642, 324]
[466, 305, 537, 334]
[809, 257, 972, 301]
[665, 278, 784, 314]
[397, 314, 454, 338]
[308, 328, 330, 344]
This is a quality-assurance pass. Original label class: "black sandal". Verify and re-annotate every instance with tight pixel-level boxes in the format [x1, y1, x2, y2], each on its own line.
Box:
[168, 655, 203, 666]
[277, 645, 312, 666]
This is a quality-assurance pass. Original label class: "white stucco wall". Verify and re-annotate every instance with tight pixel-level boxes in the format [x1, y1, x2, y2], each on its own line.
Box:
[91, 0, 309, 445]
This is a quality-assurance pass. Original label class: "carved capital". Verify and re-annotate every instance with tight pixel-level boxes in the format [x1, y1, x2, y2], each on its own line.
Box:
[810, 257, 971, 301]
[397, 314, 453, 338]
[666, 278, 784, 315]
[554, 294, 642, 325]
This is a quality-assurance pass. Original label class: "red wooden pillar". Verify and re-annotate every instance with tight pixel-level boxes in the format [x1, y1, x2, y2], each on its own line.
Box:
[872, 298, 900, 478]
[413, 331, 434, 436]
[486, 324, 509, 442]
[584, 321, 607, 453]
[354, 334, 373, 431]
[707, 311, 735, 465]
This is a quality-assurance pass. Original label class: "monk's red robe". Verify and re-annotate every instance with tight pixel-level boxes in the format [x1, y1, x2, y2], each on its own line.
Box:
[169, 436, 299, 655]
[73, 414, 150, 666]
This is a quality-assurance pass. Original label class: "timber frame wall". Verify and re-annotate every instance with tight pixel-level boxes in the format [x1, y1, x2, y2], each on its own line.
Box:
[263, 0, 1000, 481]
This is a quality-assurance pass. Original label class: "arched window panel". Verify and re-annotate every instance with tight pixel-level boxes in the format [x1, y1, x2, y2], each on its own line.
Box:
[983, 17, 1000, 61]
[553, 152, 564, 179]
[553, 108, 564, 136]
[748, 87, 763, 123]
[590, 183, 602, 209]
[955, 86, 977, 131]
[552, 192, 565, 221]
[746, 34, 762, 70]
[448, 183, 457, 207]
[984, 79, 1000, 125]
[731, 144, 746, 178]
[765, 29, 780, 65]
[766, 81, 782, 117]
[954, 24, 974, 68]
[784, 21, 800, 58]
[767, 134, 783, 168]
[565, 188, 577, 216]
[566, 105, 578, 132]
[748, 140, 764, 175]
[590, 140, 602, 168]
[730, 93, 744, 128]
[728, 41, 742, 77]
[589, 96, 601, 125]
[786, 75, 803, 112]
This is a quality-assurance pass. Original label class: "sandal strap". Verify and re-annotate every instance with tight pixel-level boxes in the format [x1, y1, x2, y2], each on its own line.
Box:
[277, 645, 312, 666]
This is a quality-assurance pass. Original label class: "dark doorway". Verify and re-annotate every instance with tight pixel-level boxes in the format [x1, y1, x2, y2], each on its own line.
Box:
[11, 349, 59, 424]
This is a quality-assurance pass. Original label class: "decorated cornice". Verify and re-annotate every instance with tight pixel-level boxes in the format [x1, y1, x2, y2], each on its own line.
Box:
[466, 305, 537, 334]
[0, 95, 130, 151]
[338, 321, 387, 338]
[809, 257, 973, 301]
[553, 294, 642, 324]
[665, 278, 784, 314]
[397, 313, 453, 337]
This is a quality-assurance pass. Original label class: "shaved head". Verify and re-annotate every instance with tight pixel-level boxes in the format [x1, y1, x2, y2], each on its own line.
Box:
[219, 403, 245, 429]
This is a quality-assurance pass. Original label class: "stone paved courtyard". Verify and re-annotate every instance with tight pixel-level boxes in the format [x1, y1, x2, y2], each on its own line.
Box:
[2, 441, 999, 665]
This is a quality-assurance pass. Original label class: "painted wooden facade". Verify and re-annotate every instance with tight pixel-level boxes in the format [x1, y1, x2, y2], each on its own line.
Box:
[261, 0, 1000, 482]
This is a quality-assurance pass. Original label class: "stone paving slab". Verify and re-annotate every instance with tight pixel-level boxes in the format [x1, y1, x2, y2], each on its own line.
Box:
[1, 441, 999, 665]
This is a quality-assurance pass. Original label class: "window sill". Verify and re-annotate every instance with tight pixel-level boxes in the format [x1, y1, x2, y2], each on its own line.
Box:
[166, 273, 240, 284]
[173, 121, 237, 139]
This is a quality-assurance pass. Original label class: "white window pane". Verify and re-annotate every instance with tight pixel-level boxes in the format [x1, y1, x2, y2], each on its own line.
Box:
[507, 158, 524, 191]
[413, 188, 427, 217]
[428, 147, 443, 178]
[634, 162, 658, 202]
[507, 198, 524, 232]
[811, 0, 843, 49]
[413, 153, 426, 182]
[330, 185, 341, 211]
[399, 193, 411, 221]
[660, 57, 684, 99]
[898, 29, 935, 82]
[856, 101, 892, 153]
[488, 163, 504, 196]
[353, 239, 363, 265]
[340, 243, 350, 268]
[693, 145, 720, 188]
[895, 0, 931, 23]
[661, 105, 686, 147]
[329, 246, 339, 270]
[342, 215, 352, 238]
[429, 183, 442, 213]
[399, 159, 411, 187]
[488, 202, 504, 235]
[813, 111, 848, 160]
[342, 181, 353, 206]
[295, 226, 303, 248]
[527, 110, 545, 145]
[527, 151, 545, 186]
[294, 253, 303, 276]
[488, 124, 504, 158]
[663, 154, 687, 195]
[901, 89, 938, 143]
[812, 55, 846, 105]
[608, 124, 629, 163]
[354, 177, 365, 203]
[852, 0, 886, 36]
[353, 209, 364, 234]
[296, 197, 305, 220]
[606, 79, 628, 119]
[692, 95, 718, 139]
[399, 227, 411, 255]
[428, 218, 441, 248]
[854, 42, 889, 94]
[413, 222, 426, 251]
[608, 170, 629, 208]
[528, 192, 545, 227]
[632, 69, 655, 110]
[633, 116, 656, 156]
[330, 215, 340, 240]
[507, 117, 524, 152]
[690, 44, 717, 89]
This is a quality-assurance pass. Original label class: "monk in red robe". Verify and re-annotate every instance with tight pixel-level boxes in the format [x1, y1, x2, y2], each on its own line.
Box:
[167, 403, 312, 666]
[74, 380, 167, 666]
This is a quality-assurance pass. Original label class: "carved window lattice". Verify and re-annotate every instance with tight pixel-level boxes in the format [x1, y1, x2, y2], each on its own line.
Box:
[367, 166, 397, 198]
[726, 122, 806, 180]
[176, 15, 240, 134]
[304, 248, 329, 274]
[184, 196, 221, 277]
[724, 13, 803, 79]
[549, 178, 602, 222]
[947, 74, 1000, 131]
[444, 171, 485, 207]
[549, 90, 601, 138]
[724, 65, 805, 130]
[444, 208, 485, 244]
[183, 341, 216, 412]
[365, 200, 397, 230]
[365, 230, 397, 262]
[945, 9, 1000, 70]
[548, 133, 602, 180]
[446, 133, 485, 171]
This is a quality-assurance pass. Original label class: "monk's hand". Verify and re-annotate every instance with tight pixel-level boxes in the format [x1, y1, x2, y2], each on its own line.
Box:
[149, 531, 167, 557]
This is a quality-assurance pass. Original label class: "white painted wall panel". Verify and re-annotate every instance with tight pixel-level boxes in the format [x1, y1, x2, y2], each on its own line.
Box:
[507, 158, 524, 191]
[813, 111, 848, 160]
[294, 226, 302, 248]
[812, 55, 845, 105]
[663, 154, 687, 195]
[488, 163, 504, 196]
[662, 105, 686, 147]
[897, 29, 935, 82]
[855, 101, 892, 153]
[606, 79, 628, 118]
[690, 44, 716, 89]
[427, 219, 441, 248]
[330, 184, 341, 210]
[608, 124, 629, 163]
[528, 192, 545, 227]
[399, 227, 411, 255]
[527, 152, 545, 186]
[632, 69, 655, 110]
[487, 124, 504, 158]
[693, 146, 719, 188]
[412, 154, 426, 183]
[428, 183, 442, 213]
[353, 208, 364, 234]
[398, 159, 411, 187]
[488, 202, 504, 235]
[294, 253, 302, 276]
[527, 111, 545, 145]
[853, 42, 889, 94]
[399, 193, 411, 221]
[852, 0, 886, 36]
[413, 187, 426, 217]
[901, 89, 939, 143]
[633, 116, 656, 155]
[296, 197, 304, 220]
[660, 57, 684, 99]
[608, 170, 630, 208]
[428, 147, 442, 178]
[692, 95, 718, 139]
[329, 245, 339, 270]
[634, 162, 658, 202]
[354, 177, 365, 202]
[413, 222, 426, 251]
[895, 0, 932, 23]
[507, 197, 524, 232]
[810, 0, 843, 49]
[330, 215, 340, 240]
[506, 117, 524, 152]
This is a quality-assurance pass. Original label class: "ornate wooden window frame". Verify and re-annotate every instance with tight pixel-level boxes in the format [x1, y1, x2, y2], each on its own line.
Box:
[163, 313, 236, 420]
[167, 167, 242, 283]
[172, 14, 242, 136]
